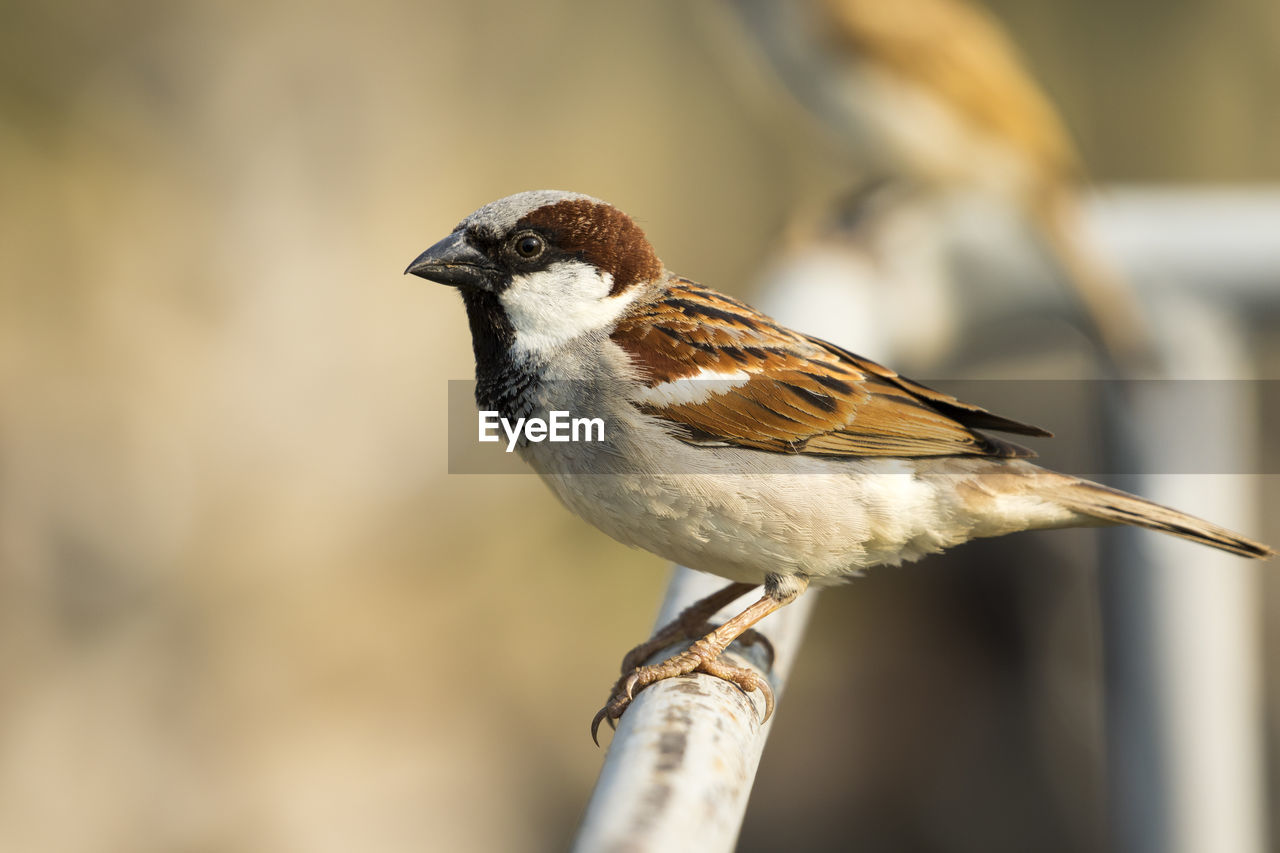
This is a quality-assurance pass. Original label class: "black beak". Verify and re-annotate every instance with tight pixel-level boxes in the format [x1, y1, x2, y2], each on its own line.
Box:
[405, 231, 499, 291]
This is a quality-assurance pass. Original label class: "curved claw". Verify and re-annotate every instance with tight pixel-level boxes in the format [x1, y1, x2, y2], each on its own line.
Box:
[590, 702, 622, 746]
[757, 675, 776, 724]
[590, 707, 609, 747]
[623, 671, 641, 701]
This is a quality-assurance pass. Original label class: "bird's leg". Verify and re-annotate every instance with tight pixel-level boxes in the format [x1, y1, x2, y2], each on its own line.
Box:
[592, 575, 807, 744]
[618, 580, 759, 674]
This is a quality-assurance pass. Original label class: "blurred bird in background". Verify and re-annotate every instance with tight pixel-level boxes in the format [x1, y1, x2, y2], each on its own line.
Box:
[719, 0, 1151, 369]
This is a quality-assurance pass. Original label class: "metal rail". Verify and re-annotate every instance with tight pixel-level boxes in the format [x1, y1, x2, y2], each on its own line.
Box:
[572, 189, 1275, 853]
[1089, 190, 1272, 853]
[572, 569, 817, 853]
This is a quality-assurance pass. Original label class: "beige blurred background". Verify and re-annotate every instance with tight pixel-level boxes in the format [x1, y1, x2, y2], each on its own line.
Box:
[1, 1, 1277, 851]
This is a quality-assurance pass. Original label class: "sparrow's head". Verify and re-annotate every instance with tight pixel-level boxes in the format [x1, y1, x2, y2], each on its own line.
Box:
[407, 191, 663, 359]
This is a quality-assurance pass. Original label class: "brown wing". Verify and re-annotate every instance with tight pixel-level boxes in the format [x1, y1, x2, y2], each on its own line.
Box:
[612, 278, 1050, 459]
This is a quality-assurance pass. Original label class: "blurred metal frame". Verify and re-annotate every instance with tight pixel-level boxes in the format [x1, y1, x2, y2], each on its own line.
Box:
[572, 188, 1275, 853]
[1088, 188, 1274, 853]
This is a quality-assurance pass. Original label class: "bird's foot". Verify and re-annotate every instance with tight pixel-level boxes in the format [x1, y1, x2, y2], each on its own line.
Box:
[619, 625, 774, 675]
[590, 640, 774, 746]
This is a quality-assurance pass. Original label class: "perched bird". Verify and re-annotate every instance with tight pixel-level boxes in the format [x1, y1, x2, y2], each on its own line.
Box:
[721, 0, 1150, 365]
[406, 191, 1271, 743]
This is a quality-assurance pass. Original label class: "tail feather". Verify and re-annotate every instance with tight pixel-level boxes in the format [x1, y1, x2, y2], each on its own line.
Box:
[1053, 479, 1273, 559]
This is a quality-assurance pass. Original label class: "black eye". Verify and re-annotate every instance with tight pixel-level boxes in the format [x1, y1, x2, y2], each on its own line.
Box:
[513, 232, 544, 260]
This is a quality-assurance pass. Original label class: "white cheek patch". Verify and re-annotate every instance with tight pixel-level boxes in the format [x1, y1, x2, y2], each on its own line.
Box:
[635, 366, 753, 406]
[501, 261, 639, 357]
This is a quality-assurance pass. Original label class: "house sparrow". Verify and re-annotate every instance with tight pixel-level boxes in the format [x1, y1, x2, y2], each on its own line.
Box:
[721, 0, 1150, 365]
[406, 191, 1271, 743]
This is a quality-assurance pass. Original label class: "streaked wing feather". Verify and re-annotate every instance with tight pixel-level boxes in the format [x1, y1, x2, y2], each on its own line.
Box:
[614, 278, 1048, 459]
[811, 338, 1053, 438]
